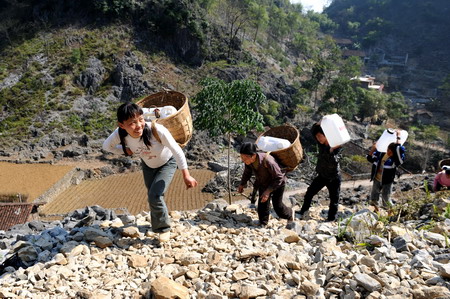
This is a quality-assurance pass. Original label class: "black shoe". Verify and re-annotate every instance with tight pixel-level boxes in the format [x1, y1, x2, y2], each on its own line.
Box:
[326, 215, 336, 222]
[254, 220, 267, 227]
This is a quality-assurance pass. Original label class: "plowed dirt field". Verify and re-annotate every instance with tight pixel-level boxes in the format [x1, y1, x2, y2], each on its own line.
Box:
[41, 169, 216, 215]
[0, 162, 74, 202]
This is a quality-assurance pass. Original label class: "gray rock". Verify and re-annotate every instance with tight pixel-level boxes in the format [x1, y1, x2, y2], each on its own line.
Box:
[76, 57, 106, 94]
[17, 245, 38, 263]
[207, 161, 228, 172]
[112, 51, 150, 101]
[354, 273, 382, 292]
[393, 237, 408, 252]
[435, 263, 450, 279]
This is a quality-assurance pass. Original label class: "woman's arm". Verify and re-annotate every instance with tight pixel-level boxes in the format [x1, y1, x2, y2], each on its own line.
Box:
[181, 168, 198, 189]
[239, 164, 253, 192]
[102, 128, 127, 155]
[156, 124, 197, 189]
[157, 124, 188, 170]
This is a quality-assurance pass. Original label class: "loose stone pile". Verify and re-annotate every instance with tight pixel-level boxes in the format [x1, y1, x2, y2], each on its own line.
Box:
[1, 199, 450, 298]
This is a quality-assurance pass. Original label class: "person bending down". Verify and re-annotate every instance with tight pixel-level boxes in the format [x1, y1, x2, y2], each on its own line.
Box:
[237, 142, 294, 227]
[434, 165, 450, 192]
[103, 103, 198, 242]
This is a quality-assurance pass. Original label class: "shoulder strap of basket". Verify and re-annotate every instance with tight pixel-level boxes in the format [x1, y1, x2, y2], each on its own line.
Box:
[262, 152, 271, 169]
[262, 151, 290, 173]
[151, 121, 162, 144]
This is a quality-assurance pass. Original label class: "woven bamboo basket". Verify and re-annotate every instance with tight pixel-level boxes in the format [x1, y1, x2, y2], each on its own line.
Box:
[136, 90, 193, 148]
[256, 124, 303, 172]
[438, 158, 450, 169]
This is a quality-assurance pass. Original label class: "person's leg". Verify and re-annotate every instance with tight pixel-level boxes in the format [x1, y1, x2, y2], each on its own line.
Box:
[299, 175, 326, 214]
[325, 176, 341, 221]
[271, 185, 292, 220]
[257, 187, 271, 226]
[381, 182, 393, 208]
[370, 180, 382, 206]
[142, 158, 177, 233]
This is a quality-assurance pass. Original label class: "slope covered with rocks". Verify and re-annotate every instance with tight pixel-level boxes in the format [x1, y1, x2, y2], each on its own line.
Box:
[2, 174, 450, 298]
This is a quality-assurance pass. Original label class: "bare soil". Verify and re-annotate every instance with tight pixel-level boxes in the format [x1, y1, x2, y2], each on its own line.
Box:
[40, 169, 216, 216]
[0, 162, 74, 202]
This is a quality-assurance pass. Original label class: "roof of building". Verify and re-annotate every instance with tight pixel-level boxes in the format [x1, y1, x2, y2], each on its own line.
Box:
[351, 75, 375, 83]
[342, 50, 366, 57]
[334, 38, 352, 45]
[414, 109, 434, 117]
[0, 203, 34, 231]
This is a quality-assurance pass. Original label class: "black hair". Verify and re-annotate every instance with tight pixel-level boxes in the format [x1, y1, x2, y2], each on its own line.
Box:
[387, 142, 398, 153]
[444, 166, 450, 175]
[240, 142, 257, 155]
[117, 102, 152, 156]
[311, 123, 324, 137]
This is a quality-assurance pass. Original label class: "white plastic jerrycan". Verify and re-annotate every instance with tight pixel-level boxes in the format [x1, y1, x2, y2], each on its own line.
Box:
[320, 114, 351, 148]
[256, 136, 291, 152]
[376, 128, 408, 152]
[160, 106, 177, 119]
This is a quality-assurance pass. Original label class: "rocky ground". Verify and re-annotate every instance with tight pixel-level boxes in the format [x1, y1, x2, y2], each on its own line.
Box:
[1, 174, 450, 298]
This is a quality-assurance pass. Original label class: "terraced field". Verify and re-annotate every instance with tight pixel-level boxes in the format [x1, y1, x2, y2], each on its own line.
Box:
[41, 169, 216, 216]
[0, 162, 74, 202]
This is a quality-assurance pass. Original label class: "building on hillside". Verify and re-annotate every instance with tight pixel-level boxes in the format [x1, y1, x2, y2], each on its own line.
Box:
[366, 48, 408, 67]
[413, 109, 433, 125]
[334, 37, 369, 63]
[342, 49, 366, 59]
[351, 75, 384, 92]
[333, 38, 352, 46]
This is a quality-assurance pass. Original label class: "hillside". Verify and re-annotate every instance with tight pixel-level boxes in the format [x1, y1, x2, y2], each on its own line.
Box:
[325, 0, 450, 119]
[0, 0, 449, 174]
[2, 2, 450, 297]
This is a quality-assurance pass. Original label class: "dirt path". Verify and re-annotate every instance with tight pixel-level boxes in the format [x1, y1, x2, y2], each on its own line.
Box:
[283, 174, 417, 197]
[284, 178, 372, 197]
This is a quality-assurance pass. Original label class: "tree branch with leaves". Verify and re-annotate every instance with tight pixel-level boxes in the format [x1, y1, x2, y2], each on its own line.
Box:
[192, 78, 267, 204]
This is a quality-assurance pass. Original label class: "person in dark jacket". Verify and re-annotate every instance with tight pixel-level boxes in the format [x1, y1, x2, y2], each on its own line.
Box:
[297, 123, 342, 221]
[367, 139, 405, 208]
[237, 142, 294, 226]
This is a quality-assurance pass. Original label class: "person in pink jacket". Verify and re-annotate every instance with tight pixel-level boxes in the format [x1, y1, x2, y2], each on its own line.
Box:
[434, 165, 450, 192]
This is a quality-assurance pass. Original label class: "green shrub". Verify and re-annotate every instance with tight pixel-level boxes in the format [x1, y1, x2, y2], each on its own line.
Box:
[66, 113, 83, 132]
[351, 155, 367, 163]
[70, 48, 82, 65]
[263, 114, 279, 127]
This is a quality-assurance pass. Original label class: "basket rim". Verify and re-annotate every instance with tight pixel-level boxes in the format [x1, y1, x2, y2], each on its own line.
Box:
[256, 124, 300, 153]
[136, 91, 189, 122]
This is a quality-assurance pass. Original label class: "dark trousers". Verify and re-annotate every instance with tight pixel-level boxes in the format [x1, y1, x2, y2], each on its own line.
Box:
[435, 182, 448, 192]
[300, 174, 341, 220]
[257, 185, 292, 225]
